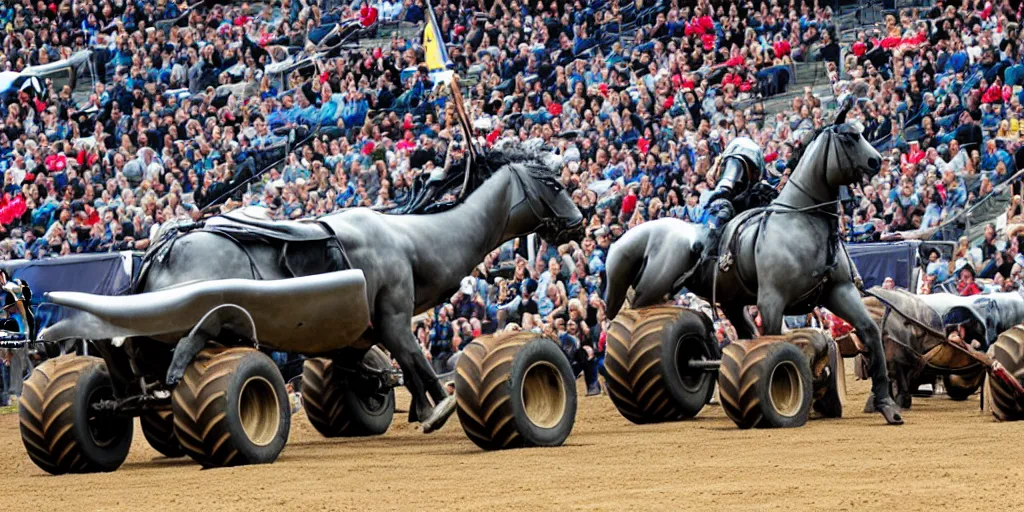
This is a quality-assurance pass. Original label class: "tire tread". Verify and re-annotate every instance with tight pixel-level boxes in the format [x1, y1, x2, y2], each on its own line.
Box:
[140, 410, 184, 458]
[171, 348, 260, 467]
[604, 307, 697, 424]
[19, 355, 107, 474]
[455, 333, 534, 450]
[988, 326, 1024, 421]
[720, 339, 809, 429]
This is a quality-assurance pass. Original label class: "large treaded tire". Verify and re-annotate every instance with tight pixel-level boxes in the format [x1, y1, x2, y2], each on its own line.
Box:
[140, 410, 184, 458]
[987, 326, 1024, 421]
[172, 348, 290, 468]
[455, 333, 576, 450]
[18, 355, 133, 475]
[719, 339, 813, 429]
[943, 371, 984, 401]
[302, 347, 396, 437]
[812, 337, 845, 418]
[604, 307, 719, 424]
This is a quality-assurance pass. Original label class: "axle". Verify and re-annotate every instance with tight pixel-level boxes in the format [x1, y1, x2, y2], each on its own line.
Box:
[687, 359, 722, 371]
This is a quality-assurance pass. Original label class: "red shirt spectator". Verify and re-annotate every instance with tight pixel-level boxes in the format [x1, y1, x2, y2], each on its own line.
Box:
[957, 268, 982, 296]
[701, 33, 715, 51]
[880, 36, 902, 49]
[982, 84, 1004, 104]
[45, 154, 67, 172]
[621, 190, 638, 216]
[724, 55, 744, 68]
[359, 5, 378, 27]
[901, 143, 925, 165]
[773, 40, 791, 58]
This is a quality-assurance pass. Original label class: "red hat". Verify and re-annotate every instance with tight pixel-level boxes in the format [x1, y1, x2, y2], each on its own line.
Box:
[598, 83, 609, 96]
[362, 141, 375, 155]
[548, 103, 562, 116]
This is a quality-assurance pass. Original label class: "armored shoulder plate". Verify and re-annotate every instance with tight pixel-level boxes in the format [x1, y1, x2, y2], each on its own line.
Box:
[721, 137, 766, 179]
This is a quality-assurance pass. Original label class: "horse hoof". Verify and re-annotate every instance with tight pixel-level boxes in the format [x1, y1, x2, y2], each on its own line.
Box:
[874, 397, 904, 425]
[420, 395, 457, 434]
[880, 406, 904, 426]
[862, 395, 877, 414]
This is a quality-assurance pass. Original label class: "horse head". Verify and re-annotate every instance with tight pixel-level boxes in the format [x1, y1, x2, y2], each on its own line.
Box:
[822, 122, 882, 187]
[787, 117, 882, 206]
[486, 140, 585, 245]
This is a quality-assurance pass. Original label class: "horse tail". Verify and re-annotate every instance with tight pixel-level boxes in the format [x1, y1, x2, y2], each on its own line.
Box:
[604, 226, 650, 320]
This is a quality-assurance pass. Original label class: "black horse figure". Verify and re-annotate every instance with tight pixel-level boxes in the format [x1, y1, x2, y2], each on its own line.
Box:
[605, 111, 904, 425]
[124, 141, 584, 432]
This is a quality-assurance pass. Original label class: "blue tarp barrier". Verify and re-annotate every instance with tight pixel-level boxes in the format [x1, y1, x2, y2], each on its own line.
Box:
[0, 252, 141, 332]
[847, 241, 918, 290]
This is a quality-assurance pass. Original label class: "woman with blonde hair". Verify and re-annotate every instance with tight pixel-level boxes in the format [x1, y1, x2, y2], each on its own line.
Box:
[949, 236, 978, 275]
[997, 119, 1014, 139]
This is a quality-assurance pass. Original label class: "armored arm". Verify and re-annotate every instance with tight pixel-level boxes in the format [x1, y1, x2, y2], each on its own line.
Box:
[704, 137, 765, 207]
[705, 157, 746, 206]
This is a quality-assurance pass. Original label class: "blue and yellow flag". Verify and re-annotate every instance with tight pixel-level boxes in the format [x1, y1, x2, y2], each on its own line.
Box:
[423, 1, 451, 71]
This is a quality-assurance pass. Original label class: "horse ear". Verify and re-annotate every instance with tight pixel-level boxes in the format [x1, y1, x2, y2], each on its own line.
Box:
[834, 95, 854, 125]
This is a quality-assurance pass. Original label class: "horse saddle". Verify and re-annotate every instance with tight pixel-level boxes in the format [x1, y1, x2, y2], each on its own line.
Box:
[717, 207, 769, 272]
[139, 207, 348, 290]
[208, 207, 335, 243]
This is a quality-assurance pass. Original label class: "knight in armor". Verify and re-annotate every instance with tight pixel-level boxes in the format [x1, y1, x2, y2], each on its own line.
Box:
[701, 136, 773, 259]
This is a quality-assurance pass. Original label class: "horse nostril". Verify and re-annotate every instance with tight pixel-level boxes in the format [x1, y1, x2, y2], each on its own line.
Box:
[868, 157, 881, 171]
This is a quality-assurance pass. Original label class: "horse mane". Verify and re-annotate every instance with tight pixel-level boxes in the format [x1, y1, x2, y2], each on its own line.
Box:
[483, 139, 562, 179]
[788, 98, 854, 169]
[384, 139, 561, 215]
[787, 126, 830, 170]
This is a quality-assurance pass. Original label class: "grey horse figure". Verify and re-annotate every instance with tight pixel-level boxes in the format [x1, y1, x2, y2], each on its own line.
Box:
[132, 142, 584, 432]
[861, 288, 1024, 408]
[604, 121, 904, 425]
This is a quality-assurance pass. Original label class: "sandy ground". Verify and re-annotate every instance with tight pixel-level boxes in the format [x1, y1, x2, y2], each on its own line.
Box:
[1, 362, 1022, 511]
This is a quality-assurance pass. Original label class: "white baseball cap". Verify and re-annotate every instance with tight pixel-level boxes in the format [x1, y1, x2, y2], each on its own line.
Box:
[460, 276, 475, 295]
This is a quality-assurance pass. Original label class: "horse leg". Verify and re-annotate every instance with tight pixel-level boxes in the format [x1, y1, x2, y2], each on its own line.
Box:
[631, 248, 692, 309]
[896, 366, 913, 410]
[723, 304, 758, 340]
[821, 282, 904, 425]
[755, 288, 785, 335]
[375, 306, 455, 432]
[882, 361, 912, 411]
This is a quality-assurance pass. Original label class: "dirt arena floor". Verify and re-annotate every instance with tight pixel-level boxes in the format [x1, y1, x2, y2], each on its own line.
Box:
[1, 362, 1021, 511]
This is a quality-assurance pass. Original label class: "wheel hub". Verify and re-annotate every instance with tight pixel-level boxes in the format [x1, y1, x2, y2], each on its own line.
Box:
[521, 361, 567, 429]
[86, 386, 130, 448]
[238, 376, 280, 447]
[675, 335, 711, 392]
[768, 361, 803, 418]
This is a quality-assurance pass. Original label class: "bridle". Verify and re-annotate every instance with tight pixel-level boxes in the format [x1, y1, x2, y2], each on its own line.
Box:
[775, 126, 861, 217]
[501, 164, 583, 244]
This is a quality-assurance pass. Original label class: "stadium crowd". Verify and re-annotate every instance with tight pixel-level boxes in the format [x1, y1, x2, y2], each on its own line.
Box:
[4, 0, 1024, 399]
